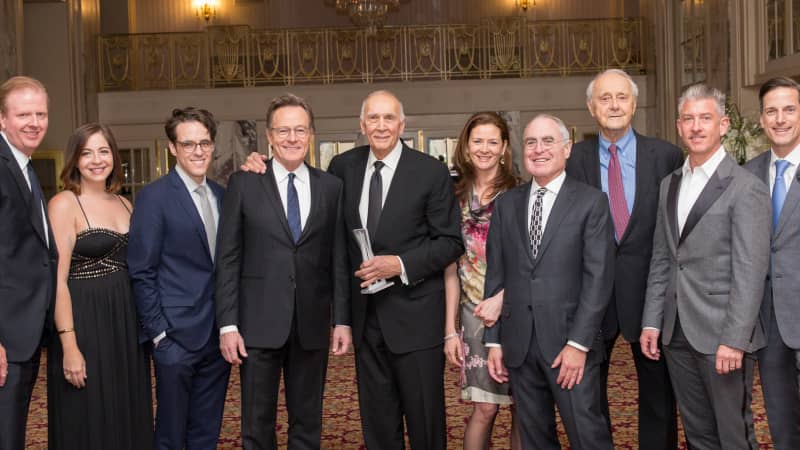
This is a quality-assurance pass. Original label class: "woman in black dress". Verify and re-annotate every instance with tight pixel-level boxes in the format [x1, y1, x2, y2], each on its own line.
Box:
[47, 123, 152, 449]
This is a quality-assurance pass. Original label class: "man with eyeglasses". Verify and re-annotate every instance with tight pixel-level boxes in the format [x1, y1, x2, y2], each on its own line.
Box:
[484, 114, 615, 449]
[215, 93, 351, 449]
[129, 107, 231, 450]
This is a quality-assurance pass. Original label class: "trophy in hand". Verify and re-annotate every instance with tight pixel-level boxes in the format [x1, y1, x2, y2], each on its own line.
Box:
[352, 228, 394, 294]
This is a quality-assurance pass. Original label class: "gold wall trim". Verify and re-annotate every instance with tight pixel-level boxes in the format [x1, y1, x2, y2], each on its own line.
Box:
[99, 17, 645, 92]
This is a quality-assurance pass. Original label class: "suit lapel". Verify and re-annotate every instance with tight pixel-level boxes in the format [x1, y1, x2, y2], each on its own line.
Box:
[533, 178, 575, 268]
[375, 145, 412, 239]
[1, 138, 49, 246]
[169, 170, 212, 259]
[775, 171, 800, 239]
[345, 148, 369, 230]
[581, 138, 602, 189]
[259, 159, 295, 244]
[666, 170, 681, 247]
[297, 164, 322, 245]
[679, 157, 734, 244]
[515, 183, 535, 266]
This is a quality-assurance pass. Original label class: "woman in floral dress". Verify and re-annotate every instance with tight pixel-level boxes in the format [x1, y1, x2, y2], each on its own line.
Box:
[444, 111, 520, 449]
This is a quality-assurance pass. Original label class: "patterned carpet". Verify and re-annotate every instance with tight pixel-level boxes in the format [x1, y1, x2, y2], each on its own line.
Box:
[25, 338, 773, 449]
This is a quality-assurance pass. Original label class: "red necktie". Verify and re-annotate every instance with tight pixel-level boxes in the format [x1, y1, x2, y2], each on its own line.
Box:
[607, 144, 629, 241]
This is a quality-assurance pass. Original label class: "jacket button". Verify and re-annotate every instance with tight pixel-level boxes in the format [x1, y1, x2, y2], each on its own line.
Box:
[527, 305, 532, 311]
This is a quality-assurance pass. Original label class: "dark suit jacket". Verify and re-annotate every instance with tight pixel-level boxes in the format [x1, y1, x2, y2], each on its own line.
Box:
[0, 136, 56, 362]
[128, 168, 224, 352]
[745, 152, 800, 349]
[215, 160, 349, 350]
[566, 132, 683, 342]
[327, 145, 464, 354]
[483, 176, 615, 367]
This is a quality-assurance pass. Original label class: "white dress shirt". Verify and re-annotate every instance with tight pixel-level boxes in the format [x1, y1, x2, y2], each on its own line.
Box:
[357, 140, 409, 284]
[273, 159, 311, 229]
[157, 164, 219, 345]
[2, 131, 49, 247]
[677, 146, 727, 235]
[769, 144, 800, 195]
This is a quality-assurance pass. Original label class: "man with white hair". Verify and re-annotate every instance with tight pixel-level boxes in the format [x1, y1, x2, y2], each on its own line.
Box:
[566, 69, 684, 448]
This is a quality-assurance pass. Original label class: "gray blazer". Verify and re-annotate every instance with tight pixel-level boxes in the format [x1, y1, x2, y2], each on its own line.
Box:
[642, 154, 770, 354]
[745, 152, 800, 349]
[483, 176, 615, 367]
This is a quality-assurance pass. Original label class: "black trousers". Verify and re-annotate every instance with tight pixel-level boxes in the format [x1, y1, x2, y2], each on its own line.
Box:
[355, 309, 446, 450]
[0, 349, 40, 450]
[240, 319, 329, 450]
[600, 334, 678, 450]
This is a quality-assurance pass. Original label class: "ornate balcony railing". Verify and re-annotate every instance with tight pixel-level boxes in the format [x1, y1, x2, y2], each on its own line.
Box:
[98, 17, 645, 91]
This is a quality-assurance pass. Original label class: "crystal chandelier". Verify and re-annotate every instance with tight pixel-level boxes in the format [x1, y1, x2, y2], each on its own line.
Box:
[330, 0, 401, 34]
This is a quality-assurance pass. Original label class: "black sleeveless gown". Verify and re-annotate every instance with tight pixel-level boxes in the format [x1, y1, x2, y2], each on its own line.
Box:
[47, 225, 153, 449]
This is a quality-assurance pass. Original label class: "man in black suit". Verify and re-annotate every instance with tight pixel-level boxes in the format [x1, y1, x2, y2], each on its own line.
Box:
[327, 90, 463, 449]
[216, 93, 351, 450]
[485, 113, 615, 449]
[0, 76, 56, 450]
[566, 69, 684, 449]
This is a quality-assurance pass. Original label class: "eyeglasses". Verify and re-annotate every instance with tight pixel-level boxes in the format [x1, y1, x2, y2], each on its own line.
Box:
[523, 137, 564, 150]
[270, 126, 310, 139]
[176, 140, 214, 153]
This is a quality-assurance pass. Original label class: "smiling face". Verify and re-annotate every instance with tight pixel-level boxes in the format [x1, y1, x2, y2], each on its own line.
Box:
[588, 72, 637, 141]
[466, 123, 507, 175]
[523, 116, 571, 186]
[760, 86, 800, 158]
[360, 92, 405, 159]
[77, 132, 114, 186]
[267, 105, 312, 172]
[0, 87, 49, 156]
[169, 121, 214, 184]
[677, 98, 729, 166]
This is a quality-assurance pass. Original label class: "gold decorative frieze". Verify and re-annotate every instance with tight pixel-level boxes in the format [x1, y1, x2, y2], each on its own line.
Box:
[98, 18, 645, 92]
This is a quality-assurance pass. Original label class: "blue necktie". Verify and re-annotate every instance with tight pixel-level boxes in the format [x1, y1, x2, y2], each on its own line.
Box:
[287, 173, 302, 243]
[772, 159, 791, 229]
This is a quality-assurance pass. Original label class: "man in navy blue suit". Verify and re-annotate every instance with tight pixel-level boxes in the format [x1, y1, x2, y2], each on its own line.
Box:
[129, 107, 230, 450]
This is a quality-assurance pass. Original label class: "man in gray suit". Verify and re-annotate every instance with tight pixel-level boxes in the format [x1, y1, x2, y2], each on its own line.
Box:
[485, 114, 615, 450]
[743, 76, 800, 450]
[640, 84, 770, 450]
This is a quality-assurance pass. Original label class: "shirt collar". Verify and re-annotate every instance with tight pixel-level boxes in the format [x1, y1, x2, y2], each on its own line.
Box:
[367, 140, 403, 171]
[682, 146, 727, 178]
[173, 164, 207, 193]
[1, 131, 32, 171]
[599, 127, 635, 155]
[532, 171, 567, 196]
[272, 158, 310, 184]
[770, 143, 800, 167]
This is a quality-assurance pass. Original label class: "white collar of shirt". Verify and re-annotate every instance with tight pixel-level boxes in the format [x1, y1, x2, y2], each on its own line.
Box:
[174, 164, 219, 224]
[769, 144, 800, 193]
[273, 158, 311, 228]
[677, 146, 727, 233]
[527, 171, 566, 231]
[359, 140, 403, 228]
[681, 145, 727, 179]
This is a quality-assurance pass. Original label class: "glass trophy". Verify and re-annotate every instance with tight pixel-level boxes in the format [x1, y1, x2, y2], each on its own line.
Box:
[352, 228, 394, 294]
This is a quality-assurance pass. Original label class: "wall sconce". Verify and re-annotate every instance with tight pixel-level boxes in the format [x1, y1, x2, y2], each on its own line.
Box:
[193, 0, 217, 23]
[517, 0, 536, 11]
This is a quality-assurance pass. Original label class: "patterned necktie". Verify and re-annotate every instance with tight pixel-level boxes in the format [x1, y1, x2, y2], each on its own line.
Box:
[195, 185, 217, 260]
[772, 159, 791, 229]
[367, 161, 385, 242]
[529, 187, 547, 258]
[27, 163, 48, 247]
[607, 143, 630, 241]
[287, 173, 302, 243]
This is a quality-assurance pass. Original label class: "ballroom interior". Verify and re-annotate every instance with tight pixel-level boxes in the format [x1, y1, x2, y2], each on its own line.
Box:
[2, 0, 799, 196]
